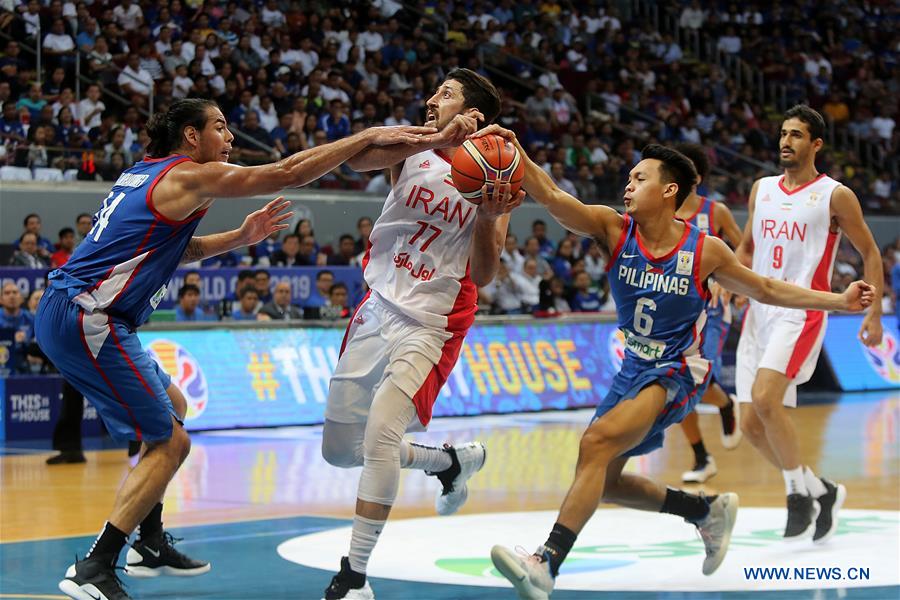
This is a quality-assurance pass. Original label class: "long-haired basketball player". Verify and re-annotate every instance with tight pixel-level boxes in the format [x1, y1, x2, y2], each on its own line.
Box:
[472, 125, 874, 599]
[318, 68, 523, 600]
[35, 98, 434, 600]
[734, 105, 884, 542]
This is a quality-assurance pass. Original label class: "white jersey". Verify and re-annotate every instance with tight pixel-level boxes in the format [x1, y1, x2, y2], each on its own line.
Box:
[749, 173, 842, 318]
[364, 149, 479, 332]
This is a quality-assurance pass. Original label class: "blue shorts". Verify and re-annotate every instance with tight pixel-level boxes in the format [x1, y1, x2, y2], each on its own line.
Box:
[702, 304, 731, 384]
[35, 289, 176, 443]
[593, 357, 711, 457]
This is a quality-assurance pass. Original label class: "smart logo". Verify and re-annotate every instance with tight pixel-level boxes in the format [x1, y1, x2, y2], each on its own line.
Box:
[146, 339, 208, 420]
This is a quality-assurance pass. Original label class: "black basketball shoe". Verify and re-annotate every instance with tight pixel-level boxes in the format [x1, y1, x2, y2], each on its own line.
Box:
[59, 555, 131, 600]
[813, 478, 847, 544]
[784, 493, 819, 539]
[124, 531, 210, 577]
[322, 556, 374, 600]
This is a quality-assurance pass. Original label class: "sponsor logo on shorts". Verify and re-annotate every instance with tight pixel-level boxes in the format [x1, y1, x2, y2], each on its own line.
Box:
[146, 339, 208, 420]
[862, 331, 900, 385]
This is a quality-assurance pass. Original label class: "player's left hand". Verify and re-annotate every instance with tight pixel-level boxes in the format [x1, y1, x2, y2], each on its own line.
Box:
[842, 280, 875, 313]
[858, 309, 884, 347]
[239, 196, 293, 246]
[478, 181, 524, 219]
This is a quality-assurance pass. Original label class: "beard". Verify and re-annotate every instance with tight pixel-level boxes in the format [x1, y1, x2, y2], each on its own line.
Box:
[779, 154, 798, 168]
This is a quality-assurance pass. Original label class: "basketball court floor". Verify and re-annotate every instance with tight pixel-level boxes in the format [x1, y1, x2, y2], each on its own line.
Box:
[1, 389, 897, 599]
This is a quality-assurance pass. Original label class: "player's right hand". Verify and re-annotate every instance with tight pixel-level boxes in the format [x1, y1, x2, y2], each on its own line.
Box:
[842, 280, 875, 312]
[368, 125, 437, 146]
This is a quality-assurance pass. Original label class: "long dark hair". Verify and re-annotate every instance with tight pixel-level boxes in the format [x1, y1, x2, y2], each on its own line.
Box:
[145, 98, 218, 157]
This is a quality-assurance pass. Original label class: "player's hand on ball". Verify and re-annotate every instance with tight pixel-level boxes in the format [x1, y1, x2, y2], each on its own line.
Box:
[239, 196, 293, 246]
[478, 181, 524, 219]
[858, 310, 883, 347]
[437, 112, 485, 147]
[842, 280, 874, 313]
[369, 125, 438, 146]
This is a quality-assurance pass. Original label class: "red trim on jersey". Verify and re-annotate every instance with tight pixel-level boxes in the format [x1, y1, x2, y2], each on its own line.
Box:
[145, 156, 195, 226]
[339, 290, 371, 357]
[636, 219, 690, 263]
[142, 154, 185, 163]
[606, 215, 631, 272]
[693, 232, 709, 299]
[108, 323, 158, 401]
[661, 363, 711, 416]
[78, 311, 142, 441]
[682, 196, 707, 224]
[777, 173, 826, 196]
[785, 229, 838, 378]
[434, 149, 453, 165]
[411, 264, 477, 427]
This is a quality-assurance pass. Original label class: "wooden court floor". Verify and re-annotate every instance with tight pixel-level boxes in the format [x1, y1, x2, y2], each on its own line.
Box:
[0, 390, 897, 599]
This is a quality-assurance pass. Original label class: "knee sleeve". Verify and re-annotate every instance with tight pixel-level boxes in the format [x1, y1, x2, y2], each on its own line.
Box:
[357, 380, 417, 506]
[321, 420, 365, 468]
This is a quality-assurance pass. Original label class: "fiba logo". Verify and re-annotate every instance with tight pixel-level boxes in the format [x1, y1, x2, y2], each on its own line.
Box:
[146, 339, 209, 420]
[608, 328, 626, 370]
[862, 331, 900, 385]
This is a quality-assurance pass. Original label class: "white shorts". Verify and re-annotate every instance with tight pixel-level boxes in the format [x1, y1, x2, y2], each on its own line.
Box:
[326, 292, 464, 427]
[735, 304, 828, 408]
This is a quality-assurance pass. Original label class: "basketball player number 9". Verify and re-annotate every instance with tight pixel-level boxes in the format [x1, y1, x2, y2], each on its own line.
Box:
[772, 245, 784, 269]
[634, 298, 656, 335]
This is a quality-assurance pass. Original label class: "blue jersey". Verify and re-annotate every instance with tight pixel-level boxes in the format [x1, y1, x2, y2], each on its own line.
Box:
[683, 196, 715, 235]
[607, 216, 710, 382]
[48, 155, 205, 328]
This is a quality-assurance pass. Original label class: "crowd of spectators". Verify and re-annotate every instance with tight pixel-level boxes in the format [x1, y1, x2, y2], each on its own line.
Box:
[0, 1, 897, 213]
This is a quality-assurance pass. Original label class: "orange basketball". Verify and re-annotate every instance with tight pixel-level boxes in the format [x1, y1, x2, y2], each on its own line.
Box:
[451, 134, 524, 203]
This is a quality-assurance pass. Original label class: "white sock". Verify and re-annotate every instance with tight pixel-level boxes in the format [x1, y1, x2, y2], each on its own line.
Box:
[401, 441, 452, 472]
[348, 514, 386, 575]
[783, 466, 808, 496]
[803, 466, 828, 498]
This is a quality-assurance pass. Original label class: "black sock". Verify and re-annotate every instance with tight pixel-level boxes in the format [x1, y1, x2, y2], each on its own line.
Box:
[660, 487, 711, 523]
[542, 522, 577, 577]
[691, 441, 708, 465]
[720, 400, 735, 433]
[138, 503, 164, 542]
[85, 522, 128, 565]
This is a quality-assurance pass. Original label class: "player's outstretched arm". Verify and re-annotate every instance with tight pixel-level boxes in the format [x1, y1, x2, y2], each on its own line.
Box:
[169, 126, 436, 204]
[831, 185, 884, 346]
[703, 236, 875, 312]
[181, 197, 292, 263]
[472, 125, 623, 245]
[345, 111, 481, 173]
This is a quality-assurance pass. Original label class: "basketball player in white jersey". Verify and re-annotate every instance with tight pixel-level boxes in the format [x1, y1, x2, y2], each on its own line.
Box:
[319, 69, 523, 600]
[673, 143, 745, 483]
[735, 105, 884, 542]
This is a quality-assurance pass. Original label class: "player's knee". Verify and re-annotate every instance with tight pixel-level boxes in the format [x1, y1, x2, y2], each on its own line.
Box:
[750, 394, 779, 421]
[322, 442, 362, 468]
[579, 424, 620, 459]
[171, 424, 191, 463]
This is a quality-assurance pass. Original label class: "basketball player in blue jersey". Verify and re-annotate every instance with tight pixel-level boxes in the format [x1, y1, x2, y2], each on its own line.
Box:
[673, 143, 745, 483]
[34, 98, 437, 600]
[472, 127, 874, 599]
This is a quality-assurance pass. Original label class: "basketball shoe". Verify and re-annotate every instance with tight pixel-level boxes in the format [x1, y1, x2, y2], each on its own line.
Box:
[433, 442, 486, 516]
[322, 556, 374, 600]
[813, 478, 846, 544]
[124, 531, 210, 577]
[59, 555, 131, 600]
[694, 492, 739, 575]
[784, 494, 820, 539]
[491, 545, 555, 600]
[682, 455, 717, 483]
